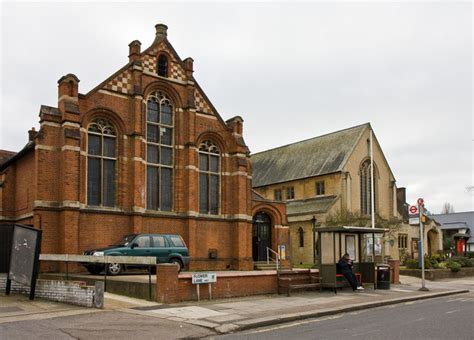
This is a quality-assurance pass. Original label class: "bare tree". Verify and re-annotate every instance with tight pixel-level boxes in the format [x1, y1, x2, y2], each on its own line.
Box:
[441, 202, 455, 214]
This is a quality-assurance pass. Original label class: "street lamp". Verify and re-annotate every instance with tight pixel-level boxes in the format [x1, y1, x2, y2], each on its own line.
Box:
[312, 215, 317, 264]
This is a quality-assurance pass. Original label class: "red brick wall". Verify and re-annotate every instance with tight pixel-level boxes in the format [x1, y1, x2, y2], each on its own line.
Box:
[0, 25, 288, 272]
[156, 264, 279, 303]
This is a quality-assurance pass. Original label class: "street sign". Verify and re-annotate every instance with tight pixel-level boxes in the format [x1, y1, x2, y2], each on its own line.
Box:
[409, 217, 420, 225]
[409, 205, 418, 214]
[417, 198, 424, 206]
[192, 272, 217, 284]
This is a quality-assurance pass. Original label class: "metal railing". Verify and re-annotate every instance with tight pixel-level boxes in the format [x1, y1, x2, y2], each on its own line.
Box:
[266, 247, 281, 271]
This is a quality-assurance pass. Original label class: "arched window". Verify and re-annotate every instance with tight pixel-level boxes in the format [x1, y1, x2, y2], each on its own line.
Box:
[359, 160, 376, 215]
[146, 91, 173, 211]
[298, 227, 304, 248]
[157, 54, 168, 77]
[198, 140, 220, 214]
[87, 118, 117, 207]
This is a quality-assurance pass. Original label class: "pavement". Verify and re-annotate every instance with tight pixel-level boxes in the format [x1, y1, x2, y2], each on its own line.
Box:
[0, 275, 472, 337]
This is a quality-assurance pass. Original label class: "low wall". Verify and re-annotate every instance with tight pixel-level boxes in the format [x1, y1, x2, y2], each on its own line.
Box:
[0, 275, 103, 308]
[400, 267, 474, 280]
[156, 264, 279, 303]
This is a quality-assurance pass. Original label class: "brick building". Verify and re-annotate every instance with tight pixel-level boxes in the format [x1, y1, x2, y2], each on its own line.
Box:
[0, 24, 288, 271]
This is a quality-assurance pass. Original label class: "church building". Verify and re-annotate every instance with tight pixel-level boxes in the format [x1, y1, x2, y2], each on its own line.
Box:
[0, 24, 288, 271]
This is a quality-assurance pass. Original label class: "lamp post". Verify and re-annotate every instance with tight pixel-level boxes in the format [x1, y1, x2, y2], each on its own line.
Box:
[312, 215, 317, 264]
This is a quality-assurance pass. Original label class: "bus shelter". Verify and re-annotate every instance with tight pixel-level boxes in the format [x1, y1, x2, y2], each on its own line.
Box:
[316, 226, 388, 291]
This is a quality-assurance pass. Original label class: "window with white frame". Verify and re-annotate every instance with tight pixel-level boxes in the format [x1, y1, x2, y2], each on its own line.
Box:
[87, 118, 117, 207]
[146, 91, 173, 211]
[199, 140, 220, 214]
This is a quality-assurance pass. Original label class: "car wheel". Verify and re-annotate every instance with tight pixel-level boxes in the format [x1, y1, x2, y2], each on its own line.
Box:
[107, 263, 122, 275]
[169, 258, 183, 272]
[87, 267, 102, 275]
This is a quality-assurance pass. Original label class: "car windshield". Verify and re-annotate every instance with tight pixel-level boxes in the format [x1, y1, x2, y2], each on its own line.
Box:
[111, 234, 137, 246]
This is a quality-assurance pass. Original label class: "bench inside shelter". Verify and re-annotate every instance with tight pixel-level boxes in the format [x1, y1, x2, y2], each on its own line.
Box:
[316, 225, 387, 293]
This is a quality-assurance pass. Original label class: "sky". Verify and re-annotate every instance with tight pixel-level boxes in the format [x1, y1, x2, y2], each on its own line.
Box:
[0, 1, 472, 214]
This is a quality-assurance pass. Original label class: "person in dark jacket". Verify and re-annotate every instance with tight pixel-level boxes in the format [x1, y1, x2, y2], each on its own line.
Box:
[337, 253, 364, 291]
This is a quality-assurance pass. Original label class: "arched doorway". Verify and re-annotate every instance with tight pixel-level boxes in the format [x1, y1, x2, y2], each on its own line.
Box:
[252, 212, 272, 261]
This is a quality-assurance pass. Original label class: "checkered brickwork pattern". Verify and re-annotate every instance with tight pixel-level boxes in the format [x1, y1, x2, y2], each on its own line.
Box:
[143, 55, 156, 74]
[170, 63, 185, 81]
[104, 71, 132, 94]
[195, 89, 212, 114]
[142, 43, 186, 81]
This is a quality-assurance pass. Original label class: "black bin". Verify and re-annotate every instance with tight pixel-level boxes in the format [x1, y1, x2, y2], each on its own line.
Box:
[377, 267, 391, 289]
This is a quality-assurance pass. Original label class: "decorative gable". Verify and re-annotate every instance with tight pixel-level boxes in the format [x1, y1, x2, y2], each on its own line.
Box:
[142, 42, 186, 82]
[103, 69, 132, 95]
[195, 88, 213, 114]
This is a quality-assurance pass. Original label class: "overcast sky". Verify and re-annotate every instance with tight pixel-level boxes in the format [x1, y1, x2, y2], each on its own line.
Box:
[1, 1, 472, 214]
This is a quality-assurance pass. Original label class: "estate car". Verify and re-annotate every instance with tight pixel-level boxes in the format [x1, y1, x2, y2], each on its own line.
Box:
[82, 233, 189, 275]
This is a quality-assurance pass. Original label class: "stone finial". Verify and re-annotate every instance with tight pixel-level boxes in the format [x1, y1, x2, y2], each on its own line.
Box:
[154, 24, 168, 42]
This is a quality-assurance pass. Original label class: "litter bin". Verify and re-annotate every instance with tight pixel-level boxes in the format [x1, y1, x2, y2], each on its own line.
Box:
[377, 266, 391, 289]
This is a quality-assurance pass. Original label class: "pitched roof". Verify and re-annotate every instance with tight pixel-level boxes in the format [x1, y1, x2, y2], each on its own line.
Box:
[430, 212, 474, 244]
[251, 123, 369, 187]
[287, 196, 338, 218]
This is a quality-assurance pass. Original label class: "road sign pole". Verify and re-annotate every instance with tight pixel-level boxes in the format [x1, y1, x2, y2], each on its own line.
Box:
[418, 199, 428, 291]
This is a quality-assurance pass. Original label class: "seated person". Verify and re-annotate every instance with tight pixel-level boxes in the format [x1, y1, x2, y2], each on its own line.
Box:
[337, 253, 364, 291]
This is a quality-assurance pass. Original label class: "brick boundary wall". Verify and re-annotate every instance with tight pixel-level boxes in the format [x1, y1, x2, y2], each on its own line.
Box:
[0, 275, 102, 308]
[156, 264, 279, 303]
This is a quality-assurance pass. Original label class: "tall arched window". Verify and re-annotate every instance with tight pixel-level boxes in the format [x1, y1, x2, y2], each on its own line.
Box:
[199, 140, 220, 214]
[298, 227, 305, 248]
[157, 54, 168, 77]
[87, 118, 117, 207]
[359, 160, 376, 215]
[146, 91, 173, 211]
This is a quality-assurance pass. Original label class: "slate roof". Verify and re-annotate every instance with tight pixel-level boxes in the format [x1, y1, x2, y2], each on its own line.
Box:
[251, 123, 369, 187]
[431, 212, 474, 244]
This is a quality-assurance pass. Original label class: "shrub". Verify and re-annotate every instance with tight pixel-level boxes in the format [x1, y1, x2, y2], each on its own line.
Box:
[465, 252, 474, 259]
[449, 256, 472, 267]
[406, 259, 419, 269]
[438, 261, 448, 269]
[430, 252, 445, 263]
[448, 261, 461, 272]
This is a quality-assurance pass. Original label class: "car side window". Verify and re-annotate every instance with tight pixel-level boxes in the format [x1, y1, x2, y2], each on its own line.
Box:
[169, 235, 185, 247]
[135, 236, 150, 248]
[152, 235, 166, 247]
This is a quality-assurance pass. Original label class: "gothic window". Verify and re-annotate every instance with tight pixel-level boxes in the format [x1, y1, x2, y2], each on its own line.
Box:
[157, 54, 168, 77]
[87, 118, 117, 207]
[146, 91, 173, 211]
[360, 160, 376, 215]
[298, 227, 304, 247]
[199, 140, 220, 214]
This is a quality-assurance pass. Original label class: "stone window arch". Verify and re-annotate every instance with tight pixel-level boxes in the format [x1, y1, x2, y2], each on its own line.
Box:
[198, 140, 220, 214]
[157, 54, 168, 77]
[87, 118, 117, 207]
[146, 91, 173, 211]
[359, 159, 377, 215]
[298, 227, 305, 248]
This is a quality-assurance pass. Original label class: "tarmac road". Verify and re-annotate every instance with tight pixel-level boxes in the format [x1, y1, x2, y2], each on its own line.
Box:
[212, 291, 474, 340]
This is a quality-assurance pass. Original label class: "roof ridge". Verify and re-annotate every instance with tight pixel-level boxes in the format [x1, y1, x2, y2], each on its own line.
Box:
[251, 122, 370, 156]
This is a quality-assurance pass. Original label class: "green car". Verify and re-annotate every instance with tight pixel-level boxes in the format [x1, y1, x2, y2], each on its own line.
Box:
[82, 233, 190, 275]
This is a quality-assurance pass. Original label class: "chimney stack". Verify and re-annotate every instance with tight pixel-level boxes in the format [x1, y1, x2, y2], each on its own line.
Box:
[28, 127, 37, 141]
